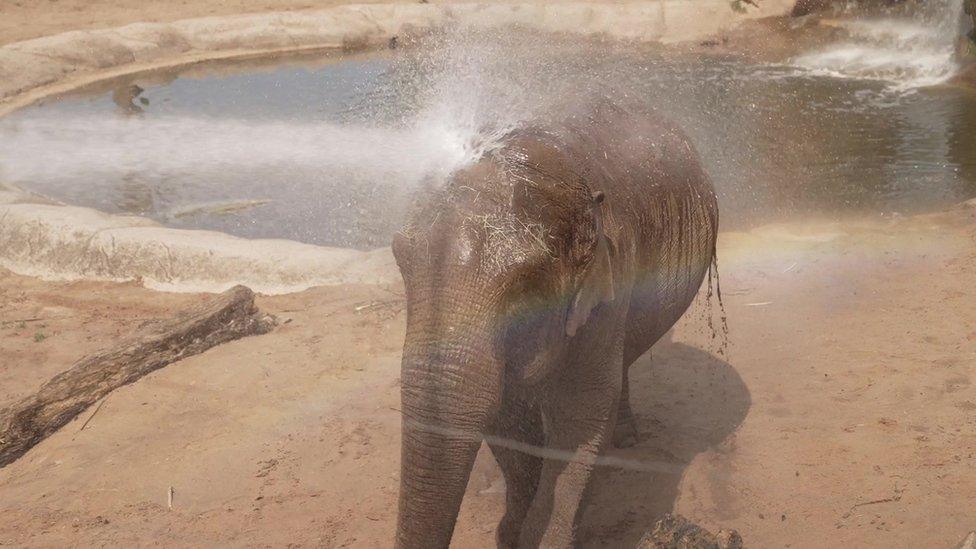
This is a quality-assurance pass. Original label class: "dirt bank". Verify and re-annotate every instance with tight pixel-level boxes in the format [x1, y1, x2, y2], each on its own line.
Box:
[0, 0, 793, 47]
[1, 203, 974, 547]
[0, 0, 380, 46]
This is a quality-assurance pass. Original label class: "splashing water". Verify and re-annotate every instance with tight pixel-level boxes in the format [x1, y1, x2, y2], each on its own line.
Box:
[0, 33, 538, 200]
[793, 0, 966, 90]
[0, 114, 474, 189]
[0, 29, 574, 247]
[3, 28, 976, 249]
[0, 107, 487, 249]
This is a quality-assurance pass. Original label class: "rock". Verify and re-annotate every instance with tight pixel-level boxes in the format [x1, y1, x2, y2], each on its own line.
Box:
[636, 513, 743, 549]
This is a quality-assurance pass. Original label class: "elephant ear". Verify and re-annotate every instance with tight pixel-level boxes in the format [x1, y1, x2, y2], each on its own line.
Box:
[566, 192, 615, 337]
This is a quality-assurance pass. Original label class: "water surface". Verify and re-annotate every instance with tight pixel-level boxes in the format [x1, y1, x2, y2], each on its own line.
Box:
[1, 35, 975, 249]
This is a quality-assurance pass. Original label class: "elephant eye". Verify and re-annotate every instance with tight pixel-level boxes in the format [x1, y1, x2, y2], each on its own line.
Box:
[504, 259, 559, 316]
[504, 252, 546, 287]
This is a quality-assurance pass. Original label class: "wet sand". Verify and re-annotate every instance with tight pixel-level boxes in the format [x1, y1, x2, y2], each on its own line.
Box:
[1, 204, 974, 547]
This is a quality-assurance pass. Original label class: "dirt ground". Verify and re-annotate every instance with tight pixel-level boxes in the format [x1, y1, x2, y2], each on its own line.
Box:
[0, 0, 385, 46]
[0, 0, 649, 47]
[0, 0, 843, 63]
[1, 203, 975, 547]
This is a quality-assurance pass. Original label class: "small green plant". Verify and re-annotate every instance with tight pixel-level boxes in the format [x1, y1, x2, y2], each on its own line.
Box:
[17, 321, 26, 330]
[33, 332, 46, 343]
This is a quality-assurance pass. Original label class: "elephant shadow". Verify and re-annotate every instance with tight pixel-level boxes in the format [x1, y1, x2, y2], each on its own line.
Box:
[578, 337, 751, 547]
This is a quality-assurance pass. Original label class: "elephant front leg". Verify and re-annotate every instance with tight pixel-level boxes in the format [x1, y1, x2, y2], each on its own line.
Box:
[487, 395, 544, 548]
[612, 361, 638, 449]
[518, 345, 623, 547]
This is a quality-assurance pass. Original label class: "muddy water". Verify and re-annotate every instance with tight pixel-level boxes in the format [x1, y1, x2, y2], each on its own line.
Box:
[1, 40, 975, 249]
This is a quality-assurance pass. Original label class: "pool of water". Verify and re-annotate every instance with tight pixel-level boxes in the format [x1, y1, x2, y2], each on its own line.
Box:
[1, 32, 975, 249]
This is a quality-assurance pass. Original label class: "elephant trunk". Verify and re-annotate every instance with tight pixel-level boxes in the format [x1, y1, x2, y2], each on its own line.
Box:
[395, 325, 502, 549]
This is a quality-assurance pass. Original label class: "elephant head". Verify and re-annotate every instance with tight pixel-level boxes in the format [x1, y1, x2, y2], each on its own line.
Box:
[392, 133, 615, 548]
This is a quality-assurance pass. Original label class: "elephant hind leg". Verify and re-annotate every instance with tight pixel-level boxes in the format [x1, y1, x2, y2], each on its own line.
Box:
[487, 397, 544, 548]
[612, 360, 639, 448]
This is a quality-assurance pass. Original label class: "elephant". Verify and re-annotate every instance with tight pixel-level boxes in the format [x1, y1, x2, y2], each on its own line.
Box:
[392, 95, 719, 548]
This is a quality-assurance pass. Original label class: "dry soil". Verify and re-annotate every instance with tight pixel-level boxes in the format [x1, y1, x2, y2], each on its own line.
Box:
[1, 204, 975, 547]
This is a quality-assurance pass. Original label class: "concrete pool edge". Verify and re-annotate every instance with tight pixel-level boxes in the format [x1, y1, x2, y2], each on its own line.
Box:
[0, 187, 400, 294]
[3, 182, 973, 295]
[0, 1, 795, 116]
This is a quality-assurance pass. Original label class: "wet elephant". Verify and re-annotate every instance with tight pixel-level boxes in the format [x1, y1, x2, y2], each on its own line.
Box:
[392, 96, 719, 548]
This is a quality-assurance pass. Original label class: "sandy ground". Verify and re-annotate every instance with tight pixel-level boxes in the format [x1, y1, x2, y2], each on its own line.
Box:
[1, 203, 975, 547]
[0, 0, 393, 46]
[0, 0, 675, 47]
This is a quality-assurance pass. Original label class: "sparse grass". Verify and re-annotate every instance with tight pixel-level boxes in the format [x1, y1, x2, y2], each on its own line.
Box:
[33, 332, 46, 343]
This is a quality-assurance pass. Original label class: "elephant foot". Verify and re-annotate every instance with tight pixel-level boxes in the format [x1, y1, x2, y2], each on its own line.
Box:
[612, 415, 639, 448]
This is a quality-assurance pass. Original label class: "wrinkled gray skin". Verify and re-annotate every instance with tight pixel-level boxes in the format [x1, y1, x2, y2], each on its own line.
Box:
[393, 96, 718, 548]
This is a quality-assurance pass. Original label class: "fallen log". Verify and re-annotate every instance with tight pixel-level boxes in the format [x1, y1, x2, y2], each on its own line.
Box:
[0, 285, 275, 467]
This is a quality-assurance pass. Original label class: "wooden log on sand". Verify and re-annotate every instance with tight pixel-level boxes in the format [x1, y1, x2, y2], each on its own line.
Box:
[0, 285, 275, 467]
